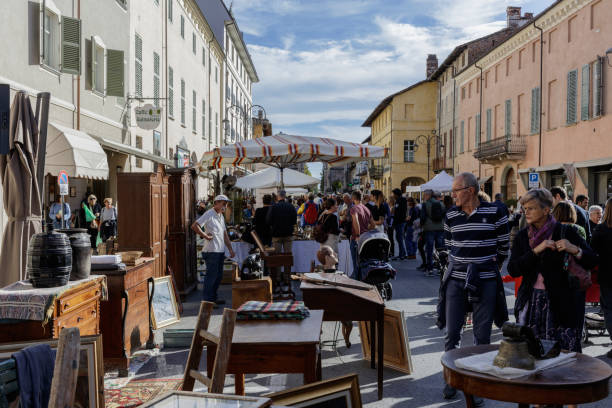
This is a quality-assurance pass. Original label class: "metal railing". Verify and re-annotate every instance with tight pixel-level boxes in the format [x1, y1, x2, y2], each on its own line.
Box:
[473, 135, 527, 161]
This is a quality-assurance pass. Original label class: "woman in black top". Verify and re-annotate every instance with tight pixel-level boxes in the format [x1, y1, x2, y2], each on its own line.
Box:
[253, 194, 273, 246]
[591, 198, 612, 357]
[318, 198, 340, 255]
[369, 190, 386, 233]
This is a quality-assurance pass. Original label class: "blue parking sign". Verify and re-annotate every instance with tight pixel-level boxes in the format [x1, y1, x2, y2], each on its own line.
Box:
[528, 172, 539, 189]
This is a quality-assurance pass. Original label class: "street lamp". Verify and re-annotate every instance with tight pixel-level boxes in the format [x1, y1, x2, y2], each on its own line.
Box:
[223, 103, 267, 145]
[415, 130, 442, 181]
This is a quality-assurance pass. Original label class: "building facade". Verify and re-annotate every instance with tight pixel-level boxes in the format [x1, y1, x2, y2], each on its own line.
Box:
[362, 80, 438, 198]
[454, 0, 612, 204]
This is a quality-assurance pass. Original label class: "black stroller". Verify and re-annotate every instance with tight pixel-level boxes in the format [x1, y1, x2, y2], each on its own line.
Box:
[358, 230, 396, 301]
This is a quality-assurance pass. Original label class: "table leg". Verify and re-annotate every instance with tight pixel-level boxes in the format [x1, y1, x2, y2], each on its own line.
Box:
[463, 392, 476, 408]
[316, 348, 322, 381]
[235, 373, 245, 395]
[377, 314, 384, 400]
[370, 320, 376, 369]
[146, 277, 155, 349]
[517, 404, 529, 408]
[304, 346, 318, 384]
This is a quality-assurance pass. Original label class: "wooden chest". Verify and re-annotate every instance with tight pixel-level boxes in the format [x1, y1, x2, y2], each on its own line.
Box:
[91, 259, 155, 375]
[0, 277, 104, 342]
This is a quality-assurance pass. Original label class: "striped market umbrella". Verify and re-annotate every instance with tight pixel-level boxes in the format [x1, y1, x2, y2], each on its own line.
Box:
[201, 133, 387, 189]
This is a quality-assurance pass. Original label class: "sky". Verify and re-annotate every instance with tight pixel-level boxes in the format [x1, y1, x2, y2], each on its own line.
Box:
[227, 0, 552, 178]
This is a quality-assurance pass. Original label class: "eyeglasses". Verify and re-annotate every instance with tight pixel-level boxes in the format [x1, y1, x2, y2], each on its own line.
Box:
[451, 186, 470, 194]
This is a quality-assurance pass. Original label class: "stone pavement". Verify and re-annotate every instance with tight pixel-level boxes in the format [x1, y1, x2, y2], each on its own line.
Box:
[134, 257, 612, 407]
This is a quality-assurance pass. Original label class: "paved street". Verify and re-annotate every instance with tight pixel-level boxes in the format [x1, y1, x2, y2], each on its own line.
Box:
[136, 257, 612, 407]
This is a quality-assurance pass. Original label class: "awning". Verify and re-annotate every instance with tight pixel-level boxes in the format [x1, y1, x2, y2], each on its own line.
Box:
[478, 176, 492, 185]
[574, 157, 612, 168]
[93, 136, 174, 167]
[518, 164, 564, 173]
[45, 122, 109, 179]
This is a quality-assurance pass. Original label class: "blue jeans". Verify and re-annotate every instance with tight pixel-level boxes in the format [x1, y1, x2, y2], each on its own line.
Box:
[444, 278, 497, 351]
[350, 239, 360, 280]
[405, 225, 416, 256]
[202, 252, 225, 302]
[425, 230, 445, 269]
[394, 222, 407, 258]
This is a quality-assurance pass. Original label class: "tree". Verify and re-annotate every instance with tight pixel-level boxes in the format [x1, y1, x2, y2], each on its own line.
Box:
[303, 164, 312, 176]
[332, 180, 342, 192]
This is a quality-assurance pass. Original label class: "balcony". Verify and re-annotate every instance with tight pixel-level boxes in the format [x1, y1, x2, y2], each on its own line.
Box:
[433, 157, 452, 172]
[473, 135, 527, 164]
[369, 165, 383, 180]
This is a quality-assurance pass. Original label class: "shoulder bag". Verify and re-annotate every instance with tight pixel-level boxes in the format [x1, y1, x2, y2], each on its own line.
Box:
[561, 225, 592, 290]
[313, 214, 330, 244]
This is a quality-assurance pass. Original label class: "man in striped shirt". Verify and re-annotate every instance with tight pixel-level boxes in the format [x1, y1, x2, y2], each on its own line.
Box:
[439, 172, 509, 400]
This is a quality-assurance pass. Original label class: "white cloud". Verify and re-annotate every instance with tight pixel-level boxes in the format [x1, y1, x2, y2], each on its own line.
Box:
[270, 109, 371, 127]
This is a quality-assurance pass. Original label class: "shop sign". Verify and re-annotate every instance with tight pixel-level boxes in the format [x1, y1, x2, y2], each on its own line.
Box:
[135, 104, 161, 130]
[528, 172, 539, 189]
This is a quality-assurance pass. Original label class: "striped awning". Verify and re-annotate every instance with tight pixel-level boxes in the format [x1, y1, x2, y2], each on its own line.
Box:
[201, 132, 388, 170]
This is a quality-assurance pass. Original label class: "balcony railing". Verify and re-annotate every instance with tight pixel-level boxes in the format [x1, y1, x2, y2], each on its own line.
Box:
[433, 157, 452, 172]
[473, 135, 527, 163]
[369, 165, 383, 180]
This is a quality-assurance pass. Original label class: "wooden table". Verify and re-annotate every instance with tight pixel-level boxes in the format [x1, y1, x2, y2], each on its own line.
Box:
[0, 276, 105, 342]
[300, 274, 385, 400]
[91, 259, 155, 375]
[206, 309, 324, 395]
[442, 344, 612, 407]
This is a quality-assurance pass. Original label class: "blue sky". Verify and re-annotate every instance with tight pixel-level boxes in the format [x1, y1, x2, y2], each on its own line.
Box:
[228, 0, 551, 178]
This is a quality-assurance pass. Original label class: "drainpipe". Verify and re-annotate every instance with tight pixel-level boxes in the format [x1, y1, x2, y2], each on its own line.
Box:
[389, 103, 393, 196]
[475, 63, 483, 178]
[164, 0, 168, 159]
[533, 21, 544, 167]
[437, 78, 442, 170]
[76, 0, 80, 130]
[452, 66, 456, 174]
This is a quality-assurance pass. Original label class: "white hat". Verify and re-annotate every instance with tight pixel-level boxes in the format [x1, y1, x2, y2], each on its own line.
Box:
[214, 194, 231, 202]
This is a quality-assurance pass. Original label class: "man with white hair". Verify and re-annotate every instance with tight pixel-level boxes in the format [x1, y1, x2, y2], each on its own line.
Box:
[589, 205, 603, 235]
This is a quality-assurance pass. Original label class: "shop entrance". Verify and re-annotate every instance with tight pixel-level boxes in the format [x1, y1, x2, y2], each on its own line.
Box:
[502, 167, 517, 200]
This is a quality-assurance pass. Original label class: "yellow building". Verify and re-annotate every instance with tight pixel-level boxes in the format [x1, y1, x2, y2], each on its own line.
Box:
[362, 80, 438, 197]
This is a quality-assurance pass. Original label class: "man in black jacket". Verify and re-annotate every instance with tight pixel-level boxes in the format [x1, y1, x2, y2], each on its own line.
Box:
[266, 190, 297, 254]
[391, 188, 408, 260]
[551, 186, 591, 242]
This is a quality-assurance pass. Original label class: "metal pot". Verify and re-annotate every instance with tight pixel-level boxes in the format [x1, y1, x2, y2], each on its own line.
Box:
[27, 224, 72, 288]
[58, 228, 91, 280]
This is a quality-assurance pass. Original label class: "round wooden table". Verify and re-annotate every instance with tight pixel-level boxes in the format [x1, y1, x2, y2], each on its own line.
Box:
[441, 345, 612, 407]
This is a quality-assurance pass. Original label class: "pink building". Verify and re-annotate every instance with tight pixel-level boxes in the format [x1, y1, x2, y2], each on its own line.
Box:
[453, 0, 612, 205]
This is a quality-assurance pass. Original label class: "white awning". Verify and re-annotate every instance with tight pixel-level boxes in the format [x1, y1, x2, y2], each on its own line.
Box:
[93, 136, 174, 167]
[45, 122, 109, 180]
[574, 157, 612, 168]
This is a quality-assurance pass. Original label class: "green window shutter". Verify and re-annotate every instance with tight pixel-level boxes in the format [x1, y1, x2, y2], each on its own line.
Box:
[486, 108, 492, 141]
[566, 69, 577, 124]
[202, 47, 205, 66]
[535, 87, 540, 132]
[168, 0, 173, 21]
[475, 114, 481, 146]
[530, 88, 536, 133]
[168, 66, 174, 117]
[90, 36, 96, 91]
[60, 16, 81, 74]
[153, 52, 160, 107]
[581, 64, 590, 121]
[106, 49, 124, 97]
[593, 58, 602, 117]
[460, 120, 464, 153]
[180, 15, 184, 38]
[505, 99, 511, 137]
[135, 35, 142, 98]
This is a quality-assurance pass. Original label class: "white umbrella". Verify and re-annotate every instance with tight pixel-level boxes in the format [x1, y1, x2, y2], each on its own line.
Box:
[419, 170, 454, 192]
[235, 166, 319, 189]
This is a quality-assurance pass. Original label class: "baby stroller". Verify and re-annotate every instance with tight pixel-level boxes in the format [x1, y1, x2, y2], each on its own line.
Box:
[358, 230, 396, 301]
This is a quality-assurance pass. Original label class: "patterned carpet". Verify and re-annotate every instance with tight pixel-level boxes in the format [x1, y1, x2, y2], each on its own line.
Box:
[104, 378, 182, 408]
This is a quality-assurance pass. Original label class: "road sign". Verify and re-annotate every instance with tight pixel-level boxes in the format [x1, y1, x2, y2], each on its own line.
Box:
[57, 170, 69, 196]
[528, 172, 539, 189]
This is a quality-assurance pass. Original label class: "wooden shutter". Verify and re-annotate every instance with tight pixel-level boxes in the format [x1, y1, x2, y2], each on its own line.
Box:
[505, 99, 511, 137]
[593, 58, 603, 117]
[566, 69, 577, 124]
[486, 108, 492, 141]
[531, 87, 541, 133]
[135, 35, 143, 98]
[60, 16, 81, 74]
[168, 0, 173, 21]
[475, 114, 481, 146]
[581, 64, 590, 121]
[106, 49, 124, 97]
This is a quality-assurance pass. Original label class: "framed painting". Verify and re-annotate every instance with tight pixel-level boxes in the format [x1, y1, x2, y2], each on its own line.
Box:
[264, 374, 362, 408]
[140, 390, 271, 408]
[0, 334, 104, 408]
[150, 276, 180, 329]
[359, 307, 413, 374]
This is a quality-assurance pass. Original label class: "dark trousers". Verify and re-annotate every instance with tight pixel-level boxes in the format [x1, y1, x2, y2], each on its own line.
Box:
[394, 222, 407, 258]
[386, 225, 394, 257]
[202, 252, 225, 302]
[600, 286, 612, 341]
[425, 230, 445, 269]
[444, 278, 497, 351]
[418, 233, 426, 265]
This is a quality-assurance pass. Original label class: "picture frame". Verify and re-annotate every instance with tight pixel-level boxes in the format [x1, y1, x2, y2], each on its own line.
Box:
[359, 307, 413, 374]
[140, 390, 271, 408]
[70, 186, 77, 197]
[0, 334, 104, 408]
[264, 374, 362, 408]
[150, 276, 180, 329]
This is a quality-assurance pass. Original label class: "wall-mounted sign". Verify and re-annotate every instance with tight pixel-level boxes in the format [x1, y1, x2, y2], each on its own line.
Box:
[135, 104, 161, 130]
[176, 146, 190, 168]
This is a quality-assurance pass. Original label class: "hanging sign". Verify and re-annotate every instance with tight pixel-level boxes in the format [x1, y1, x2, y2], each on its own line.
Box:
[57, 170, 69, 196]
[135, 104, 162, 130]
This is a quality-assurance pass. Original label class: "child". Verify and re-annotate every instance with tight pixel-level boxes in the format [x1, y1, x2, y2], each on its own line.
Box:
[317, 245, 338, 272]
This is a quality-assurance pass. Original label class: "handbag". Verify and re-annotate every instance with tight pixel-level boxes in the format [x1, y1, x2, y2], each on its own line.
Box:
[313, 214, 330, 244]
[561, 225, 592, 290]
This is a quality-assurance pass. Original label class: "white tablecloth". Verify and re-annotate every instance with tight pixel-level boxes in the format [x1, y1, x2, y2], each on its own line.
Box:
[226, 239, 353, 276]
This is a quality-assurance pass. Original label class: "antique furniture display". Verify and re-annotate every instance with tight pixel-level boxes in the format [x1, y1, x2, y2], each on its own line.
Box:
[167, 167, 197, 296]
[117, 164, 169, 278]
[0, 276, 105, 342]
[231, 264, 272, 309]
[250, 231, 294, 300]
[442, 344, 612, 407]
[300, 273, 385, 400]
[91, 258, 155, 375]
[205, 310, 324, 396]
[265, 373, 362, 408]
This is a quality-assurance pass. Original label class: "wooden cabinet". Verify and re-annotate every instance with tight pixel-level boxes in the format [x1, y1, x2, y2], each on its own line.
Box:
[0, 278, 104, 342]
[92, 259, 155, 375]
[117, 165, 169, 278]
[167, 168, 197, 296]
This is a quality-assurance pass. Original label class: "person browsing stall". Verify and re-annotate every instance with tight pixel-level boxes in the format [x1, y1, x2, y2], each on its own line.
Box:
[191, 195, 236, 305]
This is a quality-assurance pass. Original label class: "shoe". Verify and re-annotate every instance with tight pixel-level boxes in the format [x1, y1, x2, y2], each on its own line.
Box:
[606, 349, 612, 358]
[425, 269, 434, 277]
[443, 384, 456, 399]
[417, 264, 426, 271]
[473, 396, 485, 407]
[214, 299, 226, 305]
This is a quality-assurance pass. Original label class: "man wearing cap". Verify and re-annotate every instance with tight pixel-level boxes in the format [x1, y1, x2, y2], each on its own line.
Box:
[191, 194, 236, 304]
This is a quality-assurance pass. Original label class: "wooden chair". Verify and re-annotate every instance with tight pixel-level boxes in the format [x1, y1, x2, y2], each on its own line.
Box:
[0, 327, 80, 408]
[182, 301, 236, 394]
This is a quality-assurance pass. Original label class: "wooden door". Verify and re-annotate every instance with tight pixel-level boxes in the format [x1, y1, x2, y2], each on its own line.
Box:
[161, 181, 169, 277]
[151, 184, 162, 277]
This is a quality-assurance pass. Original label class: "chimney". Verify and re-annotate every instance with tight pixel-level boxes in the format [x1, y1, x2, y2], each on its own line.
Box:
[426, 54, 438, 78]
[507, 6, 522, 28]
[524, 12, 534, 19]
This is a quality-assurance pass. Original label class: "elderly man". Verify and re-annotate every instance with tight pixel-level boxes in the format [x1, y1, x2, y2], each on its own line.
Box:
[438, 173, 509, 401]
[589, 205, 603, 234]
[551, 186, 591, 242]
[191, 195, 236, 305]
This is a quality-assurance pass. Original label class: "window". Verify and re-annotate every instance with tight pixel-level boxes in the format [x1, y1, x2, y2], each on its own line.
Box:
[566, 69, 578, 124]
[192, 33, 196, 54]
[169, 147, 173, 160]
[202, 47, 206, 66]
[519, 49, 524, 70]
[168, 66, 174, 118]
[530, 87, 541, 134]
[92, 36, 106, 94]
[135, 34, 143, 98]
[106, 49, 124, 97]
[201, 99, 206, 140]
[461, 87, 465, 100]
[485, 71, 489, 88]
[460, 121, 464, 153]
[532, 40, 538, 63]
[592, 57, 603, 118]
[192, 90, 196, 132]
[153, 52, 160, 107]
[495, 65, 498, 82]
[506, 57, 511, 76]
[215, 66, 218, 83]
[461, 53, 465, 66]
[180, 15, 184, 38]
[215, 113, 219, 145]
[135, 136, 143, 168]
[475, 113, 481, 146]
[505, 99, 512, 137]
[468, 82, 472, 98]
[180, 79, 185, 125]
[403, 140, 415, 162]
[168, 0, 172, 22]
[42, 7, 61, 70]
[476, 78, 480, 94]
[486, 108, 492, 141]
[581, 64, 590, 121]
